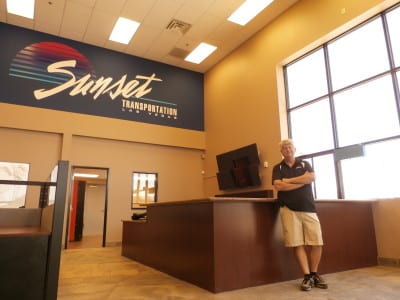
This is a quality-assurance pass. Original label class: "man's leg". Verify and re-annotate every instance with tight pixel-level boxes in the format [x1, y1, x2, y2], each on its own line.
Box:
[309, 245, 328, 289]
[294, 246, 314, 291]
[294, 245, 310, 274]
[310, 245, 322, 272]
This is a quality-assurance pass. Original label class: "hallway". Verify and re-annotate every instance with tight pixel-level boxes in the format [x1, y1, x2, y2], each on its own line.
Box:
[58, 247, 400, 300]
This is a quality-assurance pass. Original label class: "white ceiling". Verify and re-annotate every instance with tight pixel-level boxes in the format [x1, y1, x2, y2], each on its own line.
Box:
[0, 0, 298, 73]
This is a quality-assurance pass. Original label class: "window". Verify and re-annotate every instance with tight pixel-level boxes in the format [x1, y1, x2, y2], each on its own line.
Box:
[284, 4, 400, 199]
[286, 48, 328, 107]
[328, 17, 390, 90]
[386, 7, 400, 67]
[333, 75, 400, 147]
[289, 98, 334, 154]
[311, 154, 337, 199]
[131, 172, 158, 209]
[0, 162, 30, 208]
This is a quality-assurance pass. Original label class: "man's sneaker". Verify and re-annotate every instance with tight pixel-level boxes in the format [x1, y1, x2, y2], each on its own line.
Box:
[312, 274, 328, 289]
[300, 276, 314, 291]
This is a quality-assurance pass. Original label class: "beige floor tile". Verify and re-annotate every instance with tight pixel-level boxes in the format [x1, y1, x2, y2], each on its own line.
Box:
[58, 247, 400, 300]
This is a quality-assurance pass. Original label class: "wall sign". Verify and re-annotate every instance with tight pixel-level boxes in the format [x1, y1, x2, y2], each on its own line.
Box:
[0, 23, 204, 131]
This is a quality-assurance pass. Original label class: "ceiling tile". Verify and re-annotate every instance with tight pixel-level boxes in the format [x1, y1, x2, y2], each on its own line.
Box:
[145, 29, 182, 57]
[185, 13, 224, 41]
[121, 0, 158, 22]
[59, 1, 93, 40]
[1, 0, 301, 73]
[0, 0, 6, 19]
[0, 5, 6, 23]
[84, 10, 116, 45]
[207, 20, 240, 44]
[34, 0, 65, 34]
[126, 24, 161, 54]
[207, 0, 244, 19]
[95, 0, 125, 15]
[6, 14, 34, 29]
[141, 0, 183, 29]
[68, 0, 96, 8]
[104, 39, 128, 53]
[174, 36, 197, 52]
[174, 0, 213, 24]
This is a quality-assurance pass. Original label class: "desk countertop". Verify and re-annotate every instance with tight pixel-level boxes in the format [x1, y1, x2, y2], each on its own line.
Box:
[0, 226, 51, 237]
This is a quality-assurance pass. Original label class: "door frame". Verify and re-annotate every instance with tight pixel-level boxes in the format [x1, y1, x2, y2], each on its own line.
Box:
[64, 166, 109, 249]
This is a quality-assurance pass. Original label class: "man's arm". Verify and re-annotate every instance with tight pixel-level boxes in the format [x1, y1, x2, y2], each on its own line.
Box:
[273, 179, 304, 191]
[282, 171, 315, 185]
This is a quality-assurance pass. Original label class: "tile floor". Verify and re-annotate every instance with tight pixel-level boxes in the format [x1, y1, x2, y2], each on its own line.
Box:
[66, 235, 103, 249]
[58, 247, 400, 300]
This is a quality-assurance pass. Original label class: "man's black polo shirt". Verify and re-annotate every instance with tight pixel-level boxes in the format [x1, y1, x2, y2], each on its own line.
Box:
[272, 158, 316, 212]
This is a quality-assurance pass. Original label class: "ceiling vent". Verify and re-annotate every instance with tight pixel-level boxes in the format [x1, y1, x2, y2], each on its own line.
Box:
[166, 19, 192, 35]
[168, 47, 190, 59]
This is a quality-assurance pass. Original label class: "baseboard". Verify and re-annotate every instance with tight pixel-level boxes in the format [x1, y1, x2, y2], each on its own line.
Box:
[378, 257, 400, 267]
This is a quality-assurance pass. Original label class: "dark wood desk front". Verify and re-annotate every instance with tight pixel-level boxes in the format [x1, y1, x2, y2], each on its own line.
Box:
[122, 198, 377, 293]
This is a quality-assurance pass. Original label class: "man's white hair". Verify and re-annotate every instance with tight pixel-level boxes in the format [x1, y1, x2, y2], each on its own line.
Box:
[279, 139, 295, 149]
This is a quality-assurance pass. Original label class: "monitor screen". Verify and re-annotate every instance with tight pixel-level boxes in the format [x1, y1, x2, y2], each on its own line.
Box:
[216, 143, 261, 190]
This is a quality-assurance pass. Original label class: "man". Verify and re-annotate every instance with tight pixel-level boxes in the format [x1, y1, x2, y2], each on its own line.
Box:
[272, 139, 328, 291]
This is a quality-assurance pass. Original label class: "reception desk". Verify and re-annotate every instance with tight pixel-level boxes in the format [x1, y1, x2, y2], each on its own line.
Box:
[122, 198, 377, 293]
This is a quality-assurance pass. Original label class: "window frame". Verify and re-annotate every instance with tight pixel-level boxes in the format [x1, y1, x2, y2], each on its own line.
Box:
[283, 4, 400, 199]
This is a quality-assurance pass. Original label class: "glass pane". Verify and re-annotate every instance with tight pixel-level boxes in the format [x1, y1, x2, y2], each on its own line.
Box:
[285, 48, 328, 107]
[132, 172, 157, 209]
[312, 154, 337, 199]
[334, 75, 400, 147]
[0, 162, 29, 208]
[387, 5, 400, 67]
[289, 99, 334, 155]
[342, 139, 400, 199]
[328, 18, 390, 90]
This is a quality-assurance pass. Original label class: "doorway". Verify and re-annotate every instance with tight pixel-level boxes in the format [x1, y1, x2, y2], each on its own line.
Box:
[65, 166, 108, 249]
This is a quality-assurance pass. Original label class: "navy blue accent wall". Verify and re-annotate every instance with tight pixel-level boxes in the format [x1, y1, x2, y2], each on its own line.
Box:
[0, 23, 204, 131]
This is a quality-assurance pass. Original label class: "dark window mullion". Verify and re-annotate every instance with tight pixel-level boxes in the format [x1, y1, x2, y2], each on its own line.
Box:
[381, 12, 400, 128]
[324, 44, 344, 199]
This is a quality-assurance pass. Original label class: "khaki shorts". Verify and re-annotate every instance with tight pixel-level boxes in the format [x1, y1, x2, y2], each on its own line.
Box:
[280, 206, 324, 247]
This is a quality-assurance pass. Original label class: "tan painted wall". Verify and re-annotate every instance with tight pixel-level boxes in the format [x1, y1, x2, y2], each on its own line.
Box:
[0, 127, 61, 207]
[203, 0, 397, 196]
[2, 0, 400, 250]
[1, 102, 205, 243]
[373, 199, 400, 260]
[70, 135, 205, 242]
[203, 0, 400, 260]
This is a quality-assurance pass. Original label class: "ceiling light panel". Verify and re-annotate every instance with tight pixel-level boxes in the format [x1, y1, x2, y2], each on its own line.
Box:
[6, 0, 35, 19]
[228, 0, 274, 26]
[109, 17, 140, 44]
[185, 42, 217, 64]
[74, 173, 100, 178]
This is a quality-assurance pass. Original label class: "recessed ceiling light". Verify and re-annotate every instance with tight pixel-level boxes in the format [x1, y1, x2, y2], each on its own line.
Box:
[228, 0, 274, 26]
[109, 17, 140, 44]
[74, 173, 99, 178]
[6, 0, 35, 19]
[185, 43, 217, 64]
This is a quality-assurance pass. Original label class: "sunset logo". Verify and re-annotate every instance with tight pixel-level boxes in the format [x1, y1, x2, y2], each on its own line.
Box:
[9, 41, 96, 85]
[8, 41, 177, 120]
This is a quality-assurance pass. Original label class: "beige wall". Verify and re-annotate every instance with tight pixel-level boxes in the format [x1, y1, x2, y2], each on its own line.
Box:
[373, 199, 400, 261]
[2, 0, 400, 250]
[0, 127, 61, 207]
[70, 135, 204, 242]
[1, 102, 206, 244]
[204, 0, 397, 197]
[203, 0, 400, 260]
